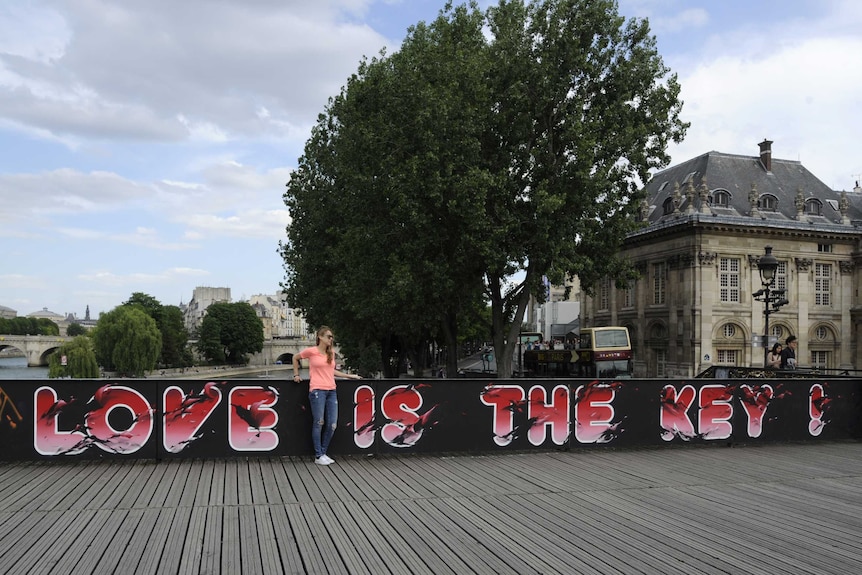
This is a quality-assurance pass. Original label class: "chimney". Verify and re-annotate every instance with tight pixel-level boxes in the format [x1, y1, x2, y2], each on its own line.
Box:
[759, 139, 773, 172]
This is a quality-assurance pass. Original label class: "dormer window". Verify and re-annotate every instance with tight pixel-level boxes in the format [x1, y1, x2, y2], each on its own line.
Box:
[805, 199, 822, 215]
[759, 194, 778, 211]
[712, 190, 731, 207]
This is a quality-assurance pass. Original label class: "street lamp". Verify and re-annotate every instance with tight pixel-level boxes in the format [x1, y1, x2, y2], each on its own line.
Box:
[754, 246, 789, 367]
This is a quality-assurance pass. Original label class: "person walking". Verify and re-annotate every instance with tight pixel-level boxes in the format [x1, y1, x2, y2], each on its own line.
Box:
[292, 326, 361, 466]
[766, 342, 783, 369]
[779, 335, 798, 370]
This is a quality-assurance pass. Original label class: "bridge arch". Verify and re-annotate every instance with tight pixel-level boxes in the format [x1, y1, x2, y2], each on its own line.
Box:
[0, 335, 71, 366]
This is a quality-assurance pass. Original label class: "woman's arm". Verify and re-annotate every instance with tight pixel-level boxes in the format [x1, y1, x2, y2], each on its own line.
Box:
[292, 355, 302, 381]
[334, 369, 361, 380]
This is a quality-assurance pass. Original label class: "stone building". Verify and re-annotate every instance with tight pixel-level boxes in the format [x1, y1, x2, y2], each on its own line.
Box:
[182, 286, 232, 332]
[581, 140, 862, 377]
[248, 294, 309, 340]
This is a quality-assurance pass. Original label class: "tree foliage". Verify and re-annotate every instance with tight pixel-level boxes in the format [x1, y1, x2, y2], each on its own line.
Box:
[196, 302, 264, 365]
[92, 306, 162, 376]
[124, 292, 191, 368]
[49, 336, 99, 379]
[281, 0, 687, 377]
[66, 323, 88, 337]
[0, 317, 59, 336]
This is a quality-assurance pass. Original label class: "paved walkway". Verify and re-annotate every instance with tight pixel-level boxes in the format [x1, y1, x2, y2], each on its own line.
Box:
[1, 441, 861, 574]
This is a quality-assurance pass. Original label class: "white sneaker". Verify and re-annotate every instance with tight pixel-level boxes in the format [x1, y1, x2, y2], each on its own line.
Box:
[314, 456, 331, 466]
[319, 454, 335, 465]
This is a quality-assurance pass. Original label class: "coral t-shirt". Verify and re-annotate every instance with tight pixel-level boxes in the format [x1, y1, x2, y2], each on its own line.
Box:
[296, 346, 336, 391]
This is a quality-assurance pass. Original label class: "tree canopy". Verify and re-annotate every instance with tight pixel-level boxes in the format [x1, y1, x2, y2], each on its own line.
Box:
[49, 336, 99, 379]
[0, 317, 59, 336]
[281, 0, 687, 377]
[196, 302, 264, 365]
[124, 292, 192, 368]
[92, 305, 162, 377]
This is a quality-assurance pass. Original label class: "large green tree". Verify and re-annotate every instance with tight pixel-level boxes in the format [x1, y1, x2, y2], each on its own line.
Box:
[92, 305, 162, 377]
[124, 292, 191, 368]
[49, 336, 99, 379]
[196, 302, 264, 365]
[281, 0, 687, 377]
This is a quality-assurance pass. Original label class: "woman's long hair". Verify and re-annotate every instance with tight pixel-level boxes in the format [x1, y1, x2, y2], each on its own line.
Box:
[316, 325, 334, 364]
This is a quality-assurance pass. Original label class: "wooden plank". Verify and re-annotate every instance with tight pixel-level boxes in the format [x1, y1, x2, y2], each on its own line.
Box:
[267, 458, 302, 504]
[298, 502, 354, 574]
[239, 503, 265, 574]
[177, 459, 205, 508]
[24, 508, 107, 575]
[0, 510, 56, 571]
[221, 505, 241, 575]
[339, 499, 434, 575]
[174, 506, 205, 575]
[0, 442, 861, 574]
[269, 503, 308, 574]
[208, 458, 227, 506]
[158, 460, 192, 508]
[193, 458, 216, 507]
[283, 502, 330, 574]
[362, 500, 467, 574]
[253, 505, 284, 575]
[112, 507, 161, 573]
[386, 498, 494, 575]
[200, 505, 223, 575]
[223, 459, 239, 506]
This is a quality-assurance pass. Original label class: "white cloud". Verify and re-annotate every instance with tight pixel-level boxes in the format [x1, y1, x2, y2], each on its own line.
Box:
[669, 34, 862, 189]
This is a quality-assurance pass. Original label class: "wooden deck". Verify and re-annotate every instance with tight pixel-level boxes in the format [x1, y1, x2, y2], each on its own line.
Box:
[1, 442, 861, 574]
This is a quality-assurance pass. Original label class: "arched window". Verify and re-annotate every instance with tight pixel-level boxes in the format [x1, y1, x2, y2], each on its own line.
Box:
[759, 194, 778, 211]
[712, 190, 731, 207]
[805, 199, 822, 215]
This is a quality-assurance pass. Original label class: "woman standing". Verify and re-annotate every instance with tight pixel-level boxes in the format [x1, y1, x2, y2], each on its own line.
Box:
[766, 342, 783, 369]
[292, 326, 361, 465]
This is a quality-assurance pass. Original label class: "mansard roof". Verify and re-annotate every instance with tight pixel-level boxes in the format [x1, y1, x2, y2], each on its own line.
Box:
[640, 143, 862, 230]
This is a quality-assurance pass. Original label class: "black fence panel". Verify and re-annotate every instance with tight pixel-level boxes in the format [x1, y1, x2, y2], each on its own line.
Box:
[0, 377, 859, 462]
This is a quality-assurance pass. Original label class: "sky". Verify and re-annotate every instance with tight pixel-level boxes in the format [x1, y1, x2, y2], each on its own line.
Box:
[1, 0, 860, 319]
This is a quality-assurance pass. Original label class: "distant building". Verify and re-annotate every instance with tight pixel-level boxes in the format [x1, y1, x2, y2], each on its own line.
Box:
[581, 139, 862, 377]
[0, 304, 16, 320]
[527, 276, 581, 342]
[248, 294, 309, 340]
[64, 305, 97, 330]
[183, 287, 232, 332]
[27, 307, 69, 335]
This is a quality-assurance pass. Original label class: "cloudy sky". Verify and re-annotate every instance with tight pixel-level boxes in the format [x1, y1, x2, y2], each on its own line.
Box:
[1, 0, 860, 319]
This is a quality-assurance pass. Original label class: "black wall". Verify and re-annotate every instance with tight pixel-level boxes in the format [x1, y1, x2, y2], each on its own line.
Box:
[1, 377, 859, 461]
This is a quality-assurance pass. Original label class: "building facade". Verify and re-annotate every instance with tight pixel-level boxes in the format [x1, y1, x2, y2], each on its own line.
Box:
[582, 140, 862, 377]
[182, 286, 232, 332]
[247, 294, 309, 340]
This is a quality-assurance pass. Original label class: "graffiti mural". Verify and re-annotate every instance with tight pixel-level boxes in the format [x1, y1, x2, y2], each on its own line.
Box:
[0, 377, 859, 461]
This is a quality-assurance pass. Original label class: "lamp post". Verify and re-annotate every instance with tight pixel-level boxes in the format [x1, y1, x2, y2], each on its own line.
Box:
[753, 246, 789, 367]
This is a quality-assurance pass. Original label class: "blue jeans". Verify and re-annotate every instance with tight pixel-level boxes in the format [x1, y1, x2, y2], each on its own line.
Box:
[309, 389, 338, 458]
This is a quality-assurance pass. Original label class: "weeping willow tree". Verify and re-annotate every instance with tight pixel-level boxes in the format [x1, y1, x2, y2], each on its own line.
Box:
[49, 336, 99, 379]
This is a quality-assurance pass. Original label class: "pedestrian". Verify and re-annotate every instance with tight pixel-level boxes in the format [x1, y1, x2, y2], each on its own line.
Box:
[766, 342, 783, 369]
[292, 326, 361, 466]
[779, 335, 798, 370]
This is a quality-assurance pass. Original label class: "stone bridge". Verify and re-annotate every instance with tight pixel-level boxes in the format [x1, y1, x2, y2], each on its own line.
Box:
[0, 335, 72, 367]
[0, 335, 315, 368]
[251, 337, 316, 366]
